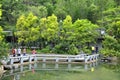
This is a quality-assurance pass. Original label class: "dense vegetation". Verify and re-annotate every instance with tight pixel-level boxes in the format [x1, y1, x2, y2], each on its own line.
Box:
[0, 0, 120, 57]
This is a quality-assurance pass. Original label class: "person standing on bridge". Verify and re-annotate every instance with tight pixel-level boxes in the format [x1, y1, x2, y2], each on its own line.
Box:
[95, 45, 98, 54]
[12, 48, 15, 57]
[32, 49, 37, 55]
[91, 46, 95, 54]
[23, 48, 26, 56]
[14, 48, 17, 56]
[17, 47, 21, 56]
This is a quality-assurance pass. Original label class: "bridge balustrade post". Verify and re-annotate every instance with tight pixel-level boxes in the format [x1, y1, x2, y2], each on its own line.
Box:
[95, 55, 96, 60]
[43, 57, 46, 62]
[55, 57, 59, 62]
[34, 55, 37, 62]
[10, 58, 14, 65]
[92, 55, 94, 61]
[95, 55, 98, 60]
[90, 56, 92, 61]
[20, 57, 23, 64]
[29, 56, 32, 63]
[68, 58, 71, 62]
[85, 56, 88, 63]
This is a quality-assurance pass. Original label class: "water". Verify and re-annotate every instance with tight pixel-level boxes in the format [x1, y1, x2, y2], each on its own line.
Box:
[1, 62, 120, 80]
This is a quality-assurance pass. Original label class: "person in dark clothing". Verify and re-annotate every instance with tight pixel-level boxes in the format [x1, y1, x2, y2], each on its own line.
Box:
[95, 45, 98, 54]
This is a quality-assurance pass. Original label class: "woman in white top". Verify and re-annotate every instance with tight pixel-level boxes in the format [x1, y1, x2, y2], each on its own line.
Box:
[17, 48, 21, 56]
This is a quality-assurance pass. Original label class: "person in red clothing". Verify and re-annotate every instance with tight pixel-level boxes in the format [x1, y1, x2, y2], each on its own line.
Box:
[32, 49, 37, 55]
[12, 48, 15, 57]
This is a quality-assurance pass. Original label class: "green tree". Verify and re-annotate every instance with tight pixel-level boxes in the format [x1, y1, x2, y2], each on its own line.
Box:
[0, 0, 27, 30]
[40, 14, 58, 41]
[16, 13, 39, 46]
[96, 7, 119, 31]
[53, 0, 67, 20]
[0, 4, 2, 19]
[64, 0, 88, 21]
[87, 4, 99, 23]
[39, 14, 59, 49]
[0, 4, 9, 58]
[27, 6, 48, 18]
[61, 15, 73, 41]
[100, 35, 119, 56]
[72, 19, 99, 52]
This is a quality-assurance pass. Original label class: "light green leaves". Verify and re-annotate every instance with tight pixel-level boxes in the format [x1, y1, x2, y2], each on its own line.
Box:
[40, 14, 58, 41]
[73, 19, 99, 44]
[16, 13, 38, 43]
[0, 4, 2, 19]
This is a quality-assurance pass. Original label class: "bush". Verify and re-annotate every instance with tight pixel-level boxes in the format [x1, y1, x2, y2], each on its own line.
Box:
[68, 44, 79, 55]
[101, 35, 120, 57]
[100, 48, 119, 57]
[52, 43, 68, 54]
[40, 46, 51, 53]
[52, 43, 79, 55]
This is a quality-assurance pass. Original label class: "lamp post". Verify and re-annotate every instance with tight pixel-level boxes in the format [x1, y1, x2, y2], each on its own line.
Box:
[98, 28, 105, 49]
[100, 29, 105, 36]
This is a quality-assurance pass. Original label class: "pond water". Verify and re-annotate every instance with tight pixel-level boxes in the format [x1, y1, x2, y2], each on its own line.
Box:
[1, 62, 120, 80]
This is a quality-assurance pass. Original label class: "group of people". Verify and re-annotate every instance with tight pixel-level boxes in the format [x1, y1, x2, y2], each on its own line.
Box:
[91, 45, 98, 54]
[11, 48, 37, 57]
[11, 48, 26, 57]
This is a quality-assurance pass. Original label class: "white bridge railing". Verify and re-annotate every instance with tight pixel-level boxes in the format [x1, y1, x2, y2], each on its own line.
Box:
[9, 55, 37, 65]
[7, 54, 99, 65]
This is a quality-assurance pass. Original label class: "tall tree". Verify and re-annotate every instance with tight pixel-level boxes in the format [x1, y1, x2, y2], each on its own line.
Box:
[72, 19, 99, 52]
[53, 0, 67, 20]
[61, 15, 73, 41]
[0, 4, 9, 58]
[16, 13, 39, 45]
[40, 14, 58, 42]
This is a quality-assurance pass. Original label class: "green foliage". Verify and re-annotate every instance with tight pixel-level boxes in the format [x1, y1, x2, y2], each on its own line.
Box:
[53, 42, 69, 54]
[0, 41, 9, 58]
[40, 46, 51, 53]
[53, 43, 79, 55]
[40, 14, 59, 41]
[108, 21, 120, 41]
[100, 35, 119, 56]
[16, 13, 39, 43]
[103, 35, 118, 50]
[98, 7, 120, 29]
[0, 4, 2, 19]
[0, 0, 120, 56]
[0, 30, 9, 58]
[68, 44, 79, 55]
[27, 6, 48, 18]
[87, 4, 99, 23]
[61, 15, 73, 41]
[73, 19, 99, 45]
[100, 48, 119, 57]
[82, 47, 91, 54]
[0, 5, 9, 58]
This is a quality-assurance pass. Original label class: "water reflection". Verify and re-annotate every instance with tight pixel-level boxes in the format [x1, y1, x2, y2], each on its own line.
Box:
[1, 62, 98, 80]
